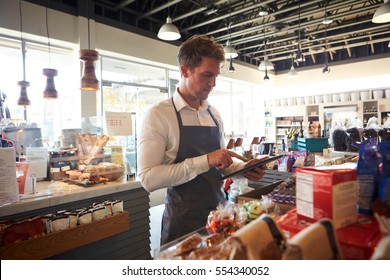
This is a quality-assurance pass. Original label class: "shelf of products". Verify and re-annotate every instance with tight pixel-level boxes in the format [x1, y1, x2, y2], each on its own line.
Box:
[275, 116, 303, 147]
[0, 211, 129, 260]
[363, 100, 378, 125]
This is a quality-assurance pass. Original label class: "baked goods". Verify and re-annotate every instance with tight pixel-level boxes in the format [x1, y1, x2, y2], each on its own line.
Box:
[159, 233, 203, 259]
[65, 162, 124, 184]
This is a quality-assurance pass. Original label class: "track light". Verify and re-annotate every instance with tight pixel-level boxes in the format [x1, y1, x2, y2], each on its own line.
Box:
[372, 0, 390, 23]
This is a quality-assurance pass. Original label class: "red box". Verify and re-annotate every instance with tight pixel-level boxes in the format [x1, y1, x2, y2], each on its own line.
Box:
[277, 209, 382, 259]
[337, 216, 382, 260]
[295, 167, 358, 228]
[276, 208, 312, 239]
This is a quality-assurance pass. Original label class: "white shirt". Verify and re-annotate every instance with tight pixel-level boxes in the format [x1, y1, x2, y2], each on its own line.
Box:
[138, 89, 245, 192]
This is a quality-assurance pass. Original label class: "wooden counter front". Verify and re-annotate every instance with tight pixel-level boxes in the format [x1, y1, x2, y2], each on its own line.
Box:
[0, 179, 151, 260]
[1, 211, 129, 260]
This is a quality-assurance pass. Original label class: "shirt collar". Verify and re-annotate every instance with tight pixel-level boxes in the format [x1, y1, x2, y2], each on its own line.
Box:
[173, 89, 210, 111]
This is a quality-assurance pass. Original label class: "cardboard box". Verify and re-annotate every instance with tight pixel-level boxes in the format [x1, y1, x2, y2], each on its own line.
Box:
[297, 137, 328, 152]
[236, 182, 279, 204]
[277, 209, 382, 259]
[337, 216, 382, 260]
[295, 167, 358, 228]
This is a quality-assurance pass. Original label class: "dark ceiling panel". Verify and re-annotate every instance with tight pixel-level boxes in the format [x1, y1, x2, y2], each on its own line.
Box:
[24, 0, 390, 73]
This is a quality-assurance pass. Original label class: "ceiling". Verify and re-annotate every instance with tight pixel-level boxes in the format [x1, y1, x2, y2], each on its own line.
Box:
[25, 0, 390, 73]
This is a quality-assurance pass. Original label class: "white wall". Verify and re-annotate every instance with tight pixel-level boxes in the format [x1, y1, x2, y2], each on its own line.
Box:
[274, 56, 390, 99]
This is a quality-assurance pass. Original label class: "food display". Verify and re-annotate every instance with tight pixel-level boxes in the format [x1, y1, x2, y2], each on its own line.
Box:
[65, 162, 124, 185]
[157, 232, 242, 260]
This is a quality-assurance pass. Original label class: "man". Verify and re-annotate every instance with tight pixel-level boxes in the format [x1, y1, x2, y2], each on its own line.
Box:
[138, 35, 266, 245]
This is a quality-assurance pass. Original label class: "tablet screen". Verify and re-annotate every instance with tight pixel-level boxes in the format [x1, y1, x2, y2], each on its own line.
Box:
[219, 154, 283, 180]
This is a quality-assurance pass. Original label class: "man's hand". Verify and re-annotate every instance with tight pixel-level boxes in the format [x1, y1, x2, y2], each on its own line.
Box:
[241, 158, 267, 182]
[207, 149, 247, 169]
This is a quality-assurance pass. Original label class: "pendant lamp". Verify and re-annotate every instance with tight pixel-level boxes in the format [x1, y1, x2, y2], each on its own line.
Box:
[287, 57, 299, 78]
[372, 0, 390, 23]
[17, 0, 30, 106]
[80, 0, 100, 91]
[43, 5, 58, 99]
[296, 0, 305, 62]
[258, 14, 274, 71]
[264, 68, 270, 81]
[322, 2, 330, 74]
[43, 68, 58, 99]
[224, 40, 238, 59]
[228, 56, 235, 73]
[258, 56, 274, 71]
[158, 16, 181, 41]
[323, 52, 330, 74]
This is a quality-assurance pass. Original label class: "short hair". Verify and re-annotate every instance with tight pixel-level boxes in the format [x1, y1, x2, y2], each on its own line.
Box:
[177, 35, 225, 70]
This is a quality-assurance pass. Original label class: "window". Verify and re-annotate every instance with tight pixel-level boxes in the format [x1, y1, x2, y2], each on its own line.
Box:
[0, 36, 80, 144]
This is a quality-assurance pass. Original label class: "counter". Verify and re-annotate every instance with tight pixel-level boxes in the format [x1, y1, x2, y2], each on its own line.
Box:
[0, 179, 151, 260]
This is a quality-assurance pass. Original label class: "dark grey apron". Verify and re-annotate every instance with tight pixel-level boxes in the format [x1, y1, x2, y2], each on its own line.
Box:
[160, 98, 226, 245]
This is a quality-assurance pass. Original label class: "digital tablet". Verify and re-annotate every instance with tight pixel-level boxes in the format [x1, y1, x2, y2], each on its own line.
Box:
[219, 154, 283, 180]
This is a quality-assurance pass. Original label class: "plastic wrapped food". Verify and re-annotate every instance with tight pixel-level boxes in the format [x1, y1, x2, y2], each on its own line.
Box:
[332, 129, 348, 151]
[346, 127, 361, 151]
[159, 233, 203, 259]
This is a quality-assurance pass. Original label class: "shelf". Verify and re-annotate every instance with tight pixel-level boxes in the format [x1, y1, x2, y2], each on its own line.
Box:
[0, 211, 129, 260]
[276, 125, 300, 127]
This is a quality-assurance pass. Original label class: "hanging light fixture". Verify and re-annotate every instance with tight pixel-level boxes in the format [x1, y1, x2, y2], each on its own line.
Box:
[296, 0, 305, 62]
[228, 55, 235, 73]
[323, 1, 330, 74]
[258, 8, 269, 17]
[372, 0, 390, 23]
[80, 0, 100, 91]
[158, 2, 181, 41]
[258, 14, 274, 71]
[225, 0, 237, 73]
[224, 39, 238, 59]
[17, 0, 30, 107]
[158, 16, 181, 40]
[263, 68, 270, 81]
[287, 56, 299, 78]
[43, 5, 58, 99]
[323, 53, 330, 74]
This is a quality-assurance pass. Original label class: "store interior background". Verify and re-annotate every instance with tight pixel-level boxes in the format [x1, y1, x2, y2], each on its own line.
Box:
[1, 0, 390, 255]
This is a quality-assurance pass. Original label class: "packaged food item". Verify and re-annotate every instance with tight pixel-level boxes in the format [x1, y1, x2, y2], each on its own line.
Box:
[378, 141, 390, 205]
[206, 203, 240, 236]
[51, 215, 70, 232]
[78, 210, 92, 225]
[356, 138, 380, 215]
[159, 233, 203, 259]
[295, 167, 358, 228]
[112, 200, 123, 214]
[92, 205, 108, 221]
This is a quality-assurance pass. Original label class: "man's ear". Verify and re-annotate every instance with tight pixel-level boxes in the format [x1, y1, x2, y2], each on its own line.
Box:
[180, 65, 189, 77]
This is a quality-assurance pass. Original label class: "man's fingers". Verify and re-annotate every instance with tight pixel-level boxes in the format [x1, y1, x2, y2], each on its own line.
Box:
[227, 150, 248, 162]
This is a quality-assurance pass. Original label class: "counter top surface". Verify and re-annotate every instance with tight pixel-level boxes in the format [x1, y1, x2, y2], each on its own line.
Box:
[0, 179, 143, 218]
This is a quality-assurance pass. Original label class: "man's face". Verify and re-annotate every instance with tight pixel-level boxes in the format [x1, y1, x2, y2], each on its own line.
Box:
[181, 57, 221, 102]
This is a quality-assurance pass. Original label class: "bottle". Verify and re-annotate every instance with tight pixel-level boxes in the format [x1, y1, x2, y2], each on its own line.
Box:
[281, 139, 286, 151]
[19, 145, 27, 162]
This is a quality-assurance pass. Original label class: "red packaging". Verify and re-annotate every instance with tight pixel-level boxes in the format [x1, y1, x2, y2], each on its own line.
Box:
[276, 208, 310, 239]
[295, 167, 358, 228]
[277, 209, 382, 259]
[337, 216, 382, 260]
